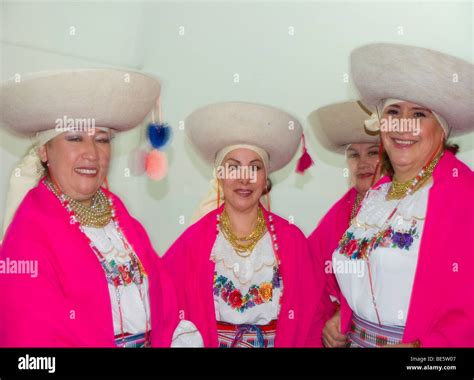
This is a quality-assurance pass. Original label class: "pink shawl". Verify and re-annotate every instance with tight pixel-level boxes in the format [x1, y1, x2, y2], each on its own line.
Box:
[0, 180, 179, 347]
[162, 204, 323, 347]
[307, 187, 357, 346]
[313, 151, 474, 347]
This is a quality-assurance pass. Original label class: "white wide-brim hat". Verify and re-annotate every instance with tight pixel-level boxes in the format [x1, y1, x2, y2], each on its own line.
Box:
[185, 101, 303, 173]
[0, 68, 161, 136]
[350, 43, 474, 136]
[308, 100, 379, 153]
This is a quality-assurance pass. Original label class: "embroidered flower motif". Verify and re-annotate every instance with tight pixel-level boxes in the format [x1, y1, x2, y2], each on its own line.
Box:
[272, 268, 281, 288]
[358, 239, 370, 259]
[338, 225, 419, 260]
[213, 266, 281, 312]
[118, 265, 133, 284]
[221, 288, 229, 303]
[112, 277, 121, 287]
[391, 230, 415, 250]
[246, 301, 256, 308]
[249, 287, 263, 305]
[346, 240, 358, 257]
[229, 289, 243, 308]
[259, 283, 273, 302]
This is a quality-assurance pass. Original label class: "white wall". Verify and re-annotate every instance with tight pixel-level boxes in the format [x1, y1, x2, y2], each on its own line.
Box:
[1, 0, 473, 253]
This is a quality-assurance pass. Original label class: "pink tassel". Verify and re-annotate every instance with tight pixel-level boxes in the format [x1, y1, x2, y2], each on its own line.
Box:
[296, 133, 314, 174]
[146, 150, 168, 181]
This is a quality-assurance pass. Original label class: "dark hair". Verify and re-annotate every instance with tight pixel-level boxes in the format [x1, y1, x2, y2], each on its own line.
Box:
[444, 142, 460, 155]
[41, 161, 49, 172]
[381, 151, 393, 177]
[39, 140, 51, 173]
[382, 141, 459, 175]
[262, 177, 272, 195]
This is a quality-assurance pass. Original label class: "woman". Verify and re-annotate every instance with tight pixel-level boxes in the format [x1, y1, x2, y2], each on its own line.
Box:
[330, 43, 473, 347]
[162, 101, 321, 347]
[307, 101, 384, 347]
[0, 69, 200, 347]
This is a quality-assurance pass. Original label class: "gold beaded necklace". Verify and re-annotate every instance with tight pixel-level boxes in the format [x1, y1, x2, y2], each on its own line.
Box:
[387, 150, 443, 201]
[46, 178, 112, 228]
[219, 207, 267, 257]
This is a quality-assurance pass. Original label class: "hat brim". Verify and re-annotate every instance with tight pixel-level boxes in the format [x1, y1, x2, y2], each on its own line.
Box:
[308, 100, 379, 154]
[185, 102, 302, 173]
[350, 43, 474, 136]
[0, 69, 161, 136]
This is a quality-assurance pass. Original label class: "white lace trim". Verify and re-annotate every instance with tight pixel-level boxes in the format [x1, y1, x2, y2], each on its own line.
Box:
[353, 182, 431, 230]
[210, 232, 275, 285]
[82, 221, 130, 264]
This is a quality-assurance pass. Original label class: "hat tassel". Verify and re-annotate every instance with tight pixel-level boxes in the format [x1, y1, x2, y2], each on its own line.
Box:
[296, 133, 314, 174]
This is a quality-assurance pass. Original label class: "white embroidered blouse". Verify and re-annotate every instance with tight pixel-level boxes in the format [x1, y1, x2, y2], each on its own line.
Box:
[83, 221, 203, 347]
[211, 231, 282, 325]
[332, 182, 431, 326]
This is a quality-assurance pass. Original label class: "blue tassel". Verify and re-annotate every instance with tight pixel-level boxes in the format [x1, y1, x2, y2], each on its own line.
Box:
[147, 123, 172, 149]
